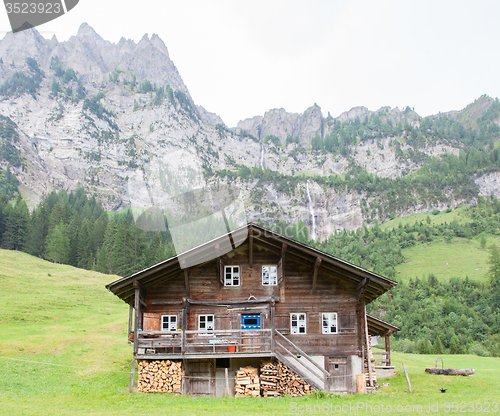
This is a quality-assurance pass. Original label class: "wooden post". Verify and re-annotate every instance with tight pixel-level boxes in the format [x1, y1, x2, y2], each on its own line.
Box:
[270, 295, 275, 353]
[402, 363, 412, 392]
[311, 257, 322, 293]
[281, 243, 287, 268]
[184, 268, 190, 297]
[182, 298, 187, 354]
[128, 303, 133, 340]
[133, 286, 140, 354]
[385, 333, 391, 366]
[128, 358, 136, 393]
[364, 304, 374, 387]
[249, 230, 253, 268]
[182, 359, 188, 394]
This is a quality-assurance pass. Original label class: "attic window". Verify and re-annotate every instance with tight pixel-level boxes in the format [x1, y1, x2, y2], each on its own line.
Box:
[290, 313, 306, 334]
[161, 315, 177, 332]
[322, 312, 338, 334]
[262, 265, 277, 286]
[224, 266, 240, 286]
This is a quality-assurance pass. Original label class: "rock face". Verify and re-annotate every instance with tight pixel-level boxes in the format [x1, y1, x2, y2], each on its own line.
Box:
[475, 172, 500, 199]
[0, 25, 498, 240]
[236, 104, 324, 148]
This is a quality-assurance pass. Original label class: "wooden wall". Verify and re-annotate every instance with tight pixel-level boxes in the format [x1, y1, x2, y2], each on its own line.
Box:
[144, 240, 360, 356]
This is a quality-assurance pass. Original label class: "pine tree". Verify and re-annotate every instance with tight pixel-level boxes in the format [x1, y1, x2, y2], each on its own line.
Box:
[77, 219, 91, 269]
[113, 220, 135, 276]
[13, 196, 29, 250]
[433, 336, 444, 354]
[45, 222, 70, 264]
[488, 244, 500, 287]
[24, 202, 49, 257]
[97, 218, 116, 274]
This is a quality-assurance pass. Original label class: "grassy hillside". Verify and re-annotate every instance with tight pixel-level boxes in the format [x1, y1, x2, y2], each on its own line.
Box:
[0, 249, 499, 415]
[379, 206, 494, 283]
[395, 237, 491, 283]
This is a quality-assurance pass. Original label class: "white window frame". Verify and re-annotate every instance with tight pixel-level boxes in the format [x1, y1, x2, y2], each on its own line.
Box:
[161, 314, 178, 332]
[224, 265, 240, 286]
[322, 312, 338, 334]
[290, 312, 307, 334]
[262, 265, 278, 286]
[198, 314, 215, 335]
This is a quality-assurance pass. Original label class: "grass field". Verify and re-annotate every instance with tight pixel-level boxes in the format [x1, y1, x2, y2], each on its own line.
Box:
[379, 207, 470, 231]
[395, 237, 492, 283]
[0, 249, 499, 415]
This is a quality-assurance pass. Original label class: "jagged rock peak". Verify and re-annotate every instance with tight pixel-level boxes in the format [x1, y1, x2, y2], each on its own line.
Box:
[0, 26, 52, 64]
[336, 106, 369, 123]
[150, 34, 170, 59]
[77, 22, 100, 39]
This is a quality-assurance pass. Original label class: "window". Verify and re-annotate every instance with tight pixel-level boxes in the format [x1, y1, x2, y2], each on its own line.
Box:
[290, 313, 306, 334]
[161, 314, 177, 332]
[198, 314, 214, 334]
[224, 266, 240, 286]
[322, 313, 338, 334]
[241, 314, 261, 330]
[262, 265, 277, 285]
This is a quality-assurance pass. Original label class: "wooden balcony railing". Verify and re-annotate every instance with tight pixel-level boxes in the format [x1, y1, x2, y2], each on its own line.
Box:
[136, 329, 273, 356]
[372, 351, 391, 366]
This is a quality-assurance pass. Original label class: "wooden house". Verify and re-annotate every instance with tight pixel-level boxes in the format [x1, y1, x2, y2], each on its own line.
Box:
[106, 222, 399, 395]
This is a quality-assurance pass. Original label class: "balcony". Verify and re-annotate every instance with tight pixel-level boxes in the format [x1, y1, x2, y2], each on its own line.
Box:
[135, 329, 273, 359]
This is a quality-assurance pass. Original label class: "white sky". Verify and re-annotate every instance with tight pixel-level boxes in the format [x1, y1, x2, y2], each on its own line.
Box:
[1, 0, 499, 127]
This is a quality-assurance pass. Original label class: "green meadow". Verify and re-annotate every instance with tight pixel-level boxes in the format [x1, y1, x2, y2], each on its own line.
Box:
[0, 249, 498, 415]
[395, 237, 491, 283]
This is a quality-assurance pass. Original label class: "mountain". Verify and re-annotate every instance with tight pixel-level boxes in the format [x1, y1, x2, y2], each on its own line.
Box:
[1, 24, 500, 240]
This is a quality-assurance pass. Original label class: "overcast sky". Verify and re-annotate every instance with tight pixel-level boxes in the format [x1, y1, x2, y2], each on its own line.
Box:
[1, 0, 499, 127]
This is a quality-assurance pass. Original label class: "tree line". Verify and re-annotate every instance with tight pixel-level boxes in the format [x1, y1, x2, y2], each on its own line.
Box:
[0, 188, 175, 277]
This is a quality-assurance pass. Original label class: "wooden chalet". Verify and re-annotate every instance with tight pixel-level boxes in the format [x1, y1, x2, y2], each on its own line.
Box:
[106, 222, 399, 395]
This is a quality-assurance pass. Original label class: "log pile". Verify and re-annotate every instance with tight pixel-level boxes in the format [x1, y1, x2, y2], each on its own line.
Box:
[260, 360, 312, 397]
[235, 366, 260, 397]
[137, 360, 182, 393]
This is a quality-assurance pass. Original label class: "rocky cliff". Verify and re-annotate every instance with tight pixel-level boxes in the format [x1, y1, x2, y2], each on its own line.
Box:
[1, 25, 499, 241]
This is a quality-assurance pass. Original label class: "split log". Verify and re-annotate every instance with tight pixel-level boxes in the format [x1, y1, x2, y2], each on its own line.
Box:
[137, 360, 183, 393]
[425, 368, 475, 376]
[259, 360, 312, 397]
[235, 366, 260, 397]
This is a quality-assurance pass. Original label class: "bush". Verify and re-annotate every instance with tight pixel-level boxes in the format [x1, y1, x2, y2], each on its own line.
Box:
[469, 343, 490, 357]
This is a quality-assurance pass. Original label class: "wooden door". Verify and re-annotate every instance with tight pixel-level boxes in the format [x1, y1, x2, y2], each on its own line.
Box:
[329, 357, 348, 392]
[241, 314, 261, 352]
[188, 359, 215, 396]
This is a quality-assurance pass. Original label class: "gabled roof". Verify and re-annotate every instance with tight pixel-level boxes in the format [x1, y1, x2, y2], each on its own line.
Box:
[367, 314, 400, 336]
[106, 222, 397, 305]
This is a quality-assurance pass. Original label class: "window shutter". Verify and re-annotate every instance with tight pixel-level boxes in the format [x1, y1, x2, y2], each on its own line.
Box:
[143, 313, 160, 331]
[338, 311, 356, 334]
[277, 259, 283, 284]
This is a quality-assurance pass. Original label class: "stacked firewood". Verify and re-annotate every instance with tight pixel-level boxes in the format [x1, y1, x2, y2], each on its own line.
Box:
[234, 366, 260, 397]
[260, 360, 312, 397]
[364, 339, 377, 386]
[137, 360, 182, 393]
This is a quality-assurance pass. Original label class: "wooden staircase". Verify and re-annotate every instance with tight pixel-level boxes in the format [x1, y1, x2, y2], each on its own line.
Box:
[273, 330, 331, 391]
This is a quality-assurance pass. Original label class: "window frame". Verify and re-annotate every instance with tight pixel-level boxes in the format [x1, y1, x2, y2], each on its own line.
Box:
[290, 312, 307, 334]
[161, 314, 178, 332]
[224, 265, 240, 286]
[262, 265, 278, 286]
[198, 314, 215, 335]
[322, 312, 338, 334]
